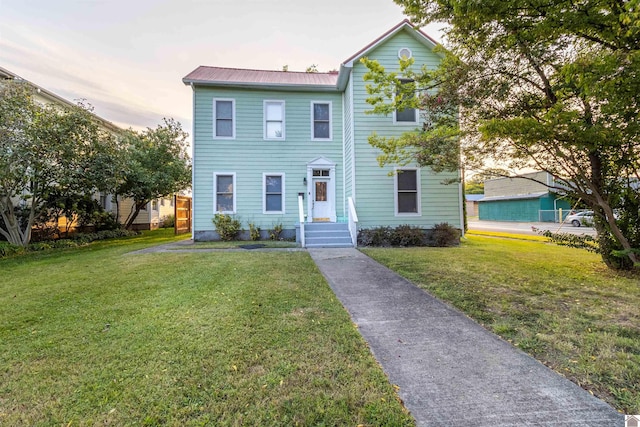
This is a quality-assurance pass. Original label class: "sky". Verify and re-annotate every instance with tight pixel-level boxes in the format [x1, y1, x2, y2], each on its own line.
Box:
[0, 0, 445, 136]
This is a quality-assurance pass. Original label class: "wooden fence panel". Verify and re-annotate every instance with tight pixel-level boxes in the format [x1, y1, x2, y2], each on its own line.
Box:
[174, 196, 192, 235]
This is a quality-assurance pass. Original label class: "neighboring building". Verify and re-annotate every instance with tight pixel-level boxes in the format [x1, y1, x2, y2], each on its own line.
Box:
[183, 20, 464, 246]
[478, 171, 571, 222]
[465, 194, 483, 217]
[101, 194, 176, 231]
[1, 66, 175, 231]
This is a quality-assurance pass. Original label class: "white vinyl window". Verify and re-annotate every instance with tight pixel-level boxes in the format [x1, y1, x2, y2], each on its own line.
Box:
[214, 172, 236, 213]
[264, 100, 285, 140]
[393, 79, 418, 124]
[213, 99, 235, 139]
[395, 168, 421, 215]
[263, 173, 285, 214]
[311, 101, 332, 140]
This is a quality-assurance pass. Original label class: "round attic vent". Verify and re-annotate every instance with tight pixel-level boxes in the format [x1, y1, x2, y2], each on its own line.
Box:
[398, 48, 413, 59]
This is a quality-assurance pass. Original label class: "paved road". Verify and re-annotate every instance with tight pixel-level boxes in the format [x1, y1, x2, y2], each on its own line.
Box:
[468, 219, 597, 237]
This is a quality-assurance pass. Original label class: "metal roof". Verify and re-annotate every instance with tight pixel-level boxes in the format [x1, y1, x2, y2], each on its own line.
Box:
[465, 194, 485, 202]
[182, 20, 440, 91]
[479, 192, 549, 202]
[182, 66, 339, 91]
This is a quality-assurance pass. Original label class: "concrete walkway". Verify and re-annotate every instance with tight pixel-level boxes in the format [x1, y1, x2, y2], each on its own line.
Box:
[308, 248, 623, 427]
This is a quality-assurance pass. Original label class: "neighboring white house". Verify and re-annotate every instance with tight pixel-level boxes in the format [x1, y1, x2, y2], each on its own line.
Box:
[0, 66, 175, 231]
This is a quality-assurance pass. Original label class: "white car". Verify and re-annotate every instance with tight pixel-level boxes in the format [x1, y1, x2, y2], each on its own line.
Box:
[566, 211, 594, 227]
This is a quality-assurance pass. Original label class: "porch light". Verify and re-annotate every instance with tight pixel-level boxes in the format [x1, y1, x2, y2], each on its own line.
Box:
[303, 177, 307, 186]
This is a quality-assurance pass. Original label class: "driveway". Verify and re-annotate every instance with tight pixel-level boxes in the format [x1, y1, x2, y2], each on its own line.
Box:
[468, 219, 597, 237]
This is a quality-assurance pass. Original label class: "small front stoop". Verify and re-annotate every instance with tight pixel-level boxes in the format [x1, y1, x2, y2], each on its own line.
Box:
[304, 222, 353, 248]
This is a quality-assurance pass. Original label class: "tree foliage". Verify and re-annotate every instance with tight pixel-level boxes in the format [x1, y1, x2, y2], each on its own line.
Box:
[464, 177, 484, 195]
[0, 81, 118, 245]
[117, 118, 191, 230]
[363, 0, 640, 270]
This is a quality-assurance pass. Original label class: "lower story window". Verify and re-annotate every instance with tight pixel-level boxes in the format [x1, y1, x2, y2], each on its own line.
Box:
[215, 172, 236, 213]
[264, 173, 284, 213]
[396, 169, 420, 214]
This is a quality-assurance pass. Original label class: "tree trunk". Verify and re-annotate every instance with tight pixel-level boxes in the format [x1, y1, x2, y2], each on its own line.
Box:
[124, 202, 144, 230]
[0, 196, 28, 246]
[589, 152, 639, 269]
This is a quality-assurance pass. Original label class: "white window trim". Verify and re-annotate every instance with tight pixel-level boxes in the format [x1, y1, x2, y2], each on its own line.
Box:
[213, 98, 236, 139]
[310, 101, 332, 141]
[393, 79, 419, 125]
[213, 172, 236, 214]
[394, 167, 421, 216]
[262, 173, 285, 214]
[263, 100, 285, 140]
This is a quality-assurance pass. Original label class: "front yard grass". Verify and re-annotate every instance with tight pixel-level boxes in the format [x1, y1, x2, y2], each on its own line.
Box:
[175, 240, 298, 249]
[0, 229, 413, 426]
[362, 235, 640, 414]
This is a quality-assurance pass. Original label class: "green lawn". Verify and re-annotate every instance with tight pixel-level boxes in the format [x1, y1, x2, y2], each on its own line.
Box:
[174, 240, 298, 249]
[362, 236, 640, 414]
[0, 229, 413, 426]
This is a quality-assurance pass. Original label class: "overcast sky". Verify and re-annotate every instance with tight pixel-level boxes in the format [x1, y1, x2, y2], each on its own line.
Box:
[1, 0, 444, 135]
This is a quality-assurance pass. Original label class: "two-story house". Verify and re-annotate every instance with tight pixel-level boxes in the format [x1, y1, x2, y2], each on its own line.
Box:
[183, 20, 464, 247]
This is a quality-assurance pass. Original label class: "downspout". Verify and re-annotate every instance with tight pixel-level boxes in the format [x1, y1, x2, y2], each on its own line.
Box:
[342, 87, 346, 217]
[459, 169, 465, 237]
[190, 82, 196, 240]
[349, 72, 356, 204]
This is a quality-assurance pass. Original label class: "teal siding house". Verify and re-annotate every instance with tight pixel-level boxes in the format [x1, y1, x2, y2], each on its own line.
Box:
[479, 172, 572, 222]
[183, 20, 463, 246]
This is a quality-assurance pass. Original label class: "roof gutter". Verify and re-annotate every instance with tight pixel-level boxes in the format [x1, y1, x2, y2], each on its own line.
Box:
[336, 64, 351, 92]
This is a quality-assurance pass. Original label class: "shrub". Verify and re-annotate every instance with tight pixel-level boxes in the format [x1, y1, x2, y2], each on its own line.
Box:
[248, 222, 261, 241]
[359, 224, 460, 247]
[391, 224, 426, 247]
[0, 244, 26, 257]
[161, 215, 175, 228]
[91, 211, 121, 231]
[269, 223, 283, 241]
[212, 214, 242, 241]
[358, 227, 393, 247]
[539, 230, 599, 252]
[431, 223, 460, 247]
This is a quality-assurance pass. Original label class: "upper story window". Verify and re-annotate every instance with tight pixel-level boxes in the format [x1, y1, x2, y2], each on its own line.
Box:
[395, 168, 421, 215]
[311, 101, 332, 140]
[213, 99, 235, 139]
[264, 100, 285, 140]
[394, 79, 418, 124]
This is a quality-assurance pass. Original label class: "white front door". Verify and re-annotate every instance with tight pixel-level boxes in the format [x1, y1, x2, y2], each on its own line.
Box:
[312, 177, 331, 221]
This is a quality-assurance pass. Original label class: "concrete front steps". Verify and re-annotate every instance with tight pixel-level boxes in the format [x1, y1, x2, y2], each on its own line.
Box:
[304, 222, 354, 248]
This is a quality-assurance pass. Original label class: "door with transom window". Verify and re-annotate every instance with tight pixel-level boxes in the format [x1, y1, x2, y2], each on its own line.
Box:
[312, 170, 331, 221]
[306, 157, 336, 222]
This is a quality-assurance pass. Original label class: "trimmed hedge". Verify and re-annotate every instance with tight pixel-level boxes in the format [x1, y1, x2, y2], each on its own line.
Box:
[358, 223, 460, 248]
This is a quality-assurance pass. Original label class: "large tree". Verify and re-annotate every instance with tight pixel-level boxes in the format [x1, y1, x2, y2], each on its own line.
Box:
[363, 0, 640, 269]
[117, 118, 191, 230]
[0, 81, 118, 245]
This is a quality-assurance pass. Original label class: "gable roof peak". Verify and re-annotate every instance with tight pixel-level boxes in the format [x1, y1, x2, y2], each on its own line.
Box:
[341, 19, 439, 67]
